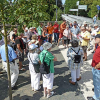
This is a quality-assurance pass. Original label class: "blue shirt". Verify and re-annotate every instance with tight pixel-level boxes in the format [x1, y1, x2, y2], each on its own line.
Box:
[71, 27, 80, 35]
[0, 44, 17, 62]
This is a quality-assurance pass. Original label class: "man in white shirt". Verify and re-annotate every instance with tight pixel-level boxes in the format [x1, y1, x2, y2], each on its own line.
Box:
[91, 24, 99, 53]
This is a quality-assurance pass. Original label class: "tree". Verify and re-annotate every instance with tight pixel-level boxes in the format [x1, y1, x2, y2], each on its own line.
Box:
[0, 0, 56, 100]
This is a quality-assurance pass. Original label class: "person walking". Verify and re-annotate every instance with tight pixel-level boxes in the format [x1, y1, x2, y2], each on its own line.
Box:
[93, 15, 97, 24]
[39, 42, 57, 98]
[0, 36, 19, 90]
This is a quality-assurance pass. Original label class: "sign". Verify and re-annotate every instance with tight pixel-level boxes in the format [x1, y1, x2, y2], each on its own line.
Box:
[97, 5, 100, 10]
[78, 5, 87, 11]
[76, 1, 79, 6]
[69, 9, 78, 11]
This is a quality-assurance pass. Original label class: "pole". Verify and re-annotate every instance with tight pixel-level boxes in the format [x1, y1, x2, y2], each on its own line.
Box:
[56, 0, 57, 21]
[97, 10, 99, 20]
[64, 5, 65, 14]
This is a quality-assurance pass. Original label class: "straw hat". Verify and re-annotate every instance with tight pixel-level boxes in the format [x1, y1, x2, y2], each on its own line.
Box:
[43, 42, 52, 50]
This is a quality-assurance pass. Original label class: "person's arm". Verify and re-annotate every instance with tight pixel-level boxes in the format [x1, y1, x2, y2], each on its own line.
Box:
[95, 62, 100, 69]
[42, 31, 46, 37]
[17, 44, 23, 53]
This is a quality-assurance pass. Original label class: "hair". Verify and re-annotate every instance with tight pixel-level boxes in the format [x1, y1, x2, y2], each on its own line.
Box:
[13, 28, 17, 32]
[32, 34, 37, 40]
[29, 48, 37, 53]
[71, 40, 79, 47]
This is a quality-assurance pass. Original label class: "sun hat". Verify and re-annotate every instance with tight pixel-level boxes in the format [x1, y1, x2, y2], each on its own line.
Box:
[43, 42, 52, 50]
[25, 27, 28, 30]
[83, 21, 88, 25]
[94, 24, 98, 27]
[29, 44, 38, 50]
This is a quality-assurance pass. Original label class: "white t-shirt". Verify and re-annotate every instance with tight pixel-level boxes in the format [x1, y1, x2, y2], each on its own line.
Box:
[63, 29, 71, 39]
[91, 28, 99, 37]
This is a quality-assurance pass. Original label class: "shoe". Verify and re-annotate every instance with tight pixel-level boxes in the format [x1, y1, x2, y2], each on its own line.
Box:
[12, 86, 18, 90]
[47, 91, 54, 98]
[92, 88, 94, 92]
[88, 49, 90, 51]
[0, 71, 3, 74]
[69, 80, 75, 85]
[44, 93, 47, 97]
[92, 51, 95, 53]
[87, 97, 95, 100]
[32, 87, 34, 91]
[34, 86, 41, 92]
[77, 77, 81, 81]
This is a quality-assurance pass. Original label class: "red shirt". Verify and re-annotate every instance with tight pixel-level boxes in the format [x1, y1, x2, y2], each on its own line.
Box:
[53, 24, 59, 33]
[91, 46, 100, 70]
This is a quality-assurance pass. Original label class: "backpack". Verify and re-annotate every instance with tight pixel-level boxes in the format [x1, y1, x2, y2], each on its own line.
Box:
[19, 38, 26, 49]
[71, 48, 81, 63]
[39, 52, 50, 74]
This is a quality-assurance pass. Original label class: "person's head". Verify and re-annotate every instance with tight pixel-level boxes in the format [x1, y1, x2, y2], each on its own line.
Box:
[66, 24, 69, 30]
[81, 26, 86, 32]
[95, 34, 100, 45]
[74, 21, 77, 25]
[43, 42, 52, 51]
[47, 22, 50, 26]
[32, 34, 37, 40]
[49, 23, 52, 27]
[29, 27, 33, 32]
[18, 33, 23, 38]
[95, 15, 97, 17]
[83, 21, 87, 27]
[7, 36, 10, 44]
[71, 40, 79, 47]
[43, 26, 47, 32]
[63, 20, 66, 24]
[73, 23, 77, 28]
[25, 27, 28, 32]
[55, 21, 57, 25]
[13, 28, 17, 34]
[29, 44, 38, 53]
[94, 24, 98, 29]
[70, 23, 72, 26]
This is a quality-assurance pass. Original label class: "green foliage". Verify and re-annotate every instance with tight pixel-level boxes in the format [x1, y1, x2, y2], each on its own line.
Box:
[52, 8, 62, 21]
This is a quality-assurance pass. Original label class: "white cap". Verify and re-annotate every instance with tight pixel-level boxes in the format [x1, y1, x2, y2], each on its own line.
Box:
[29, 27, 33, 30]
[94, 24, 98, 27]
[29, 44, 38, 50]
[25, 27, 28, 30]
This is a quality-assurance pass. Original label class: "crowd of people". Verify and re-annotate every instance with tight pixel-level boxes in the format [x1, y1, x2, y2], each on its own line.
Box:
[0, 19, 100, 100]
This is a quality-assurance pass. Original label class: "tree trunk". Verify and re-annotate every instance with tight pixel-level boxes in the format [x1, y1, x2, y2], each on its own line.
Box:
[1, 5, 12, 100]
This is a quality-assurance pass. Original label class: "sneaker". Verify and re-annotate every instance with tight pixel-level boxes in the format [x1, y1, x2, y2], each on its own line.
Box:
[34, 86, 41, 92]
[12, 86, 18, 90]
[32, 87, 34, 91]
[47, 91, 54, 98]
[77, 76, 81, 81]
[69, 80, 75, 85]
[87, 97, 95, 100]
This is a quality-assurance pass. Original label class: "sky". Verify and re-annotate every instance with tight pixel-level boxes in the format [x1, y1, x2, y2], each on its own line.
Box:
[62, 0, 66, 5]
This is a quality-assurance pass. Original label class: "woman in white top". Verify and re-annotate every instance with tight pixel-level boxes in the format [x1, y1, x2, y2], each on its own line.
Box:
[67, 40, 83, 85]
[63, 25, 72, 48]
[28, 44, 41, 91]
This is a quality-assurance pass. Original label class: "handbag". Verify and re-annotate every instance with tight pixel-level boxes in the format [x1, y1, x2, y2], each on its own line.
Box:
[29, 53, 40, 73]
[63, 36, 68, 40]
[39, 52, 51, 74]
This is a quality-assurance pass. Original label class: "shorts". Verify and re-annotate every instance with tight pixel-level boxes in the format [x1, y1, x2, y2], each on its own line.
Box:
[48, 34, 53, 37]
[64, 39, 70, 44]
[82, 46, 87, 53]
[17, 49, 24, 62]
[59, 33, 63, 39]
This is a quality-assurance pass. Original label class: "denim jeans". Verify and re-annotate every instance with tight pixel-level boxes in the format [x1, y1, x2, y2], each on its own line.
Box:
[54, 33, 59, 43]
[92, 68, 100, 100]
